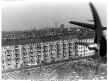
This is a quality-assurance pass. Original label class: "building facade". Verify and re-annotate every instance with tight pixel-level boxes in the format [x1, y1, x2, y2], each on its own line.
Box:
[2, 35, 95, 72]
[75, 36, 95, 57]
[2, 38, 78, 71]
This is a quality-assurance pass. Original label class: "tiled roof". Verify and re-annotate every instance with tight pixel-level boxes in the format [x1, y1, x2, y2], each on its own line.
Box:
[2, 35, 95, 46]
[59, 35, 78, 40]
[2, 38, 41, 46]
[2, 36, 59, 46]
[78, 35, 95, 40]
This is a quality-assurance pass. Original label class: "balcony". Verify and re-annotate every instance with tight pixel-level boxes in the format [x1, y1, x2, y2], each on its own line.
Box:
[30, 46, 33, 50]
[63, 52, 68, 58]
[51, 53, 55, 58]
[37, 51, 41, 54]
[29, 54, 34, 57]
[22, 49, 27, 54]
[62, 43, 66, 46]
[7, 50, 11, 54]
[6, 60, 11, 64]
[14, 58, 20, 63]
[22, 52, 27, 55]
[37, 55, 42, 59]
[63, 48, 67, 52]
[37, 44, 41, 48]
[57, 54, 61, 58]
[51, 55, 55, 60]
[7, 54, 11, 57]
[68, 43, 72, 46]
[22, 58, 27, 61]
[43, 47, 48, 50]
[15, 54, 20, 58]
[15, 45, 19, 48]
[43, 49, 48, 53]
[30, 50, 33, 53]
[37, 47, 41, 50]
[57, 47, 61, 51]
[69, 46, 73, 49]
[6, 56, 11, 60]
[15, 49, 20, 54]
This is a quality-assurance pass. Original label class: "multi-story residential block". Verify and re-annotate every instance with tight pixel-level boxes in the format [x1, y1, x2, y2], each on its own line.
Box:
[49, 42, 57, 62]
[14, 45, 22, 69]
[2, 31, 95, 72]
[75, 35, 95, 57]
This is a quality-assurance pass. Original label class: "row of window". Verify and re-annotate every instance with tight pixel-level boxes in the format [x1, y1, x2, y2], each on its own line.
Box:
[78, 38, 94, 42]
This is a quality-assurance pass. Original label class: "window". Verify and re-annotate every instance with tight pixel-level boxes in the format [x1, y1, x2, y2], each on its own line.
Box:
[2, 60, 4, 64]
[80, 47, 82, 49]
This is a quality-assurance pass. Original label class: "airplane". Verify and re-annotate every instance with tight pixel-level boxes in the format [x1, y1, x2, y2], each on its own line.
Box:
[88, 20, 94, 22]
[69, 2, 107, 73]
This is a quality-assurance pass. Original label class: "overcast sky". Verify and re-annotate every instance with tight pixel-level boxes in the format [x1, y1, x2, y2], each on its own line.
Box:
[2, 0, 107, 31]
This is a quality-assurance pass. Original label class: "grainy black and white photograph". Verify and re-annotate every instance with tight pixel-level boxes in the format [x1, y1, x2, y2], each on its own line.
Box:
[1, 0, 107, 81]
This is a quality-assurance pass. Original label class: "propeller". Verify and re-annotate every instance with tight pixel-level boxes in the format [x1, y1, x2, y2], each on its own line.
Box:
[69, 2, 107, 74]
[70, 2, 107, 53]
[90, 3, 103, 43]
[74, 2, 103, 48]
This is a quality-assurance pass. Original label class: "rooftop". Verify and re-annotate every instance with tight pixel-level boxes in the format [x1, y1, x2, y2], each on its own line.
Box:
[2, 34, 95, 46]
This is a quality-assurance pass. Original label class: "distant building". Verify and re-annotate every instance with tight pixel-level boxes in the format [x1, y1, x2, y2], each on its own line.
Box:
[60, 24, 64, 28]
[55, 22, 57, 28]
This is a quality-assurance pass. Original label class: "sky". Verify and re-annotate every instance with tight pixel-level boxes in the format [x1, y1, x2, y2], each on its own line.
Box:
[2, 0, 107, 31]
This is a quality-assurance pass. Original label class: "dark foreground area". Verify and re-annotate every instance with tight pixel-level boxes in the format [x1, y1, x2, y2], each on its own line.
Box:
[2, 58, 107, 81]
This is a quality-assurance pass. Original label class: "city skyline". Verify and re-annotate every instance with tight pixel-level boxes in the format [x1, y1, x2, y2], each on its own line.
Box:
[2, 0, 107, 31]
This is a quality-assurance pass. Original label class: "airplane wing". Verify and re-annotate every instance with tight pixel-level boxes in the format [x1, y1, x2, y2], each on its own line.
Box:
[71, 3, 107, 67]
[70, 3, 104, 44]
[88, 20, 94, 22]
[69, 21, 107, 30]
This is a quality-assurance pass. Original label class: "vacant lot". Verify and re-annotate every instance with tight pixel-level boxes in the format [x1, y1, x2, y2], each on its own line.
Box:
[2, 59, 107, 80]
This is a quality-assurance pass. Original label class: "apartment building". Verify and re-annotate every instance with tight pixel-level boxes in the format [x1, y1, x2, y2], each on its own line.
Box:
[2, 34, 95, 71]
[75, 35, 95, 57]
